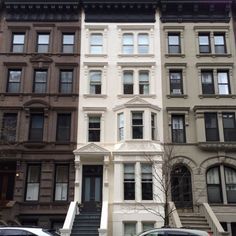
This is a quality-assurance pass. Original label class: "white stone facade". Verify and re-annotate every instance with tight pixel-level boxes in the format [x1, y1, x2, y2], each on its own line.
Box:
[74, 10, 164, 236]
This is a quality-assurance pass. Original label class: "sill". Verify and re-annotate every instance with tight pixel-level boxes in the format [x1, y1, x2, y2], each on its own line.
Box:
[118, 94, 156, 98]
[118, 53, 155, 58]
[198, 142, 236, 151]
[85, 53, 107, 58]
[83, 94, 107, 98]
[167, 94, 188, 99]
[23, 141, 47, 148]
[165, 53, 185, 58]
[199, 94, 236, 99]
[196, 53, 232, 58]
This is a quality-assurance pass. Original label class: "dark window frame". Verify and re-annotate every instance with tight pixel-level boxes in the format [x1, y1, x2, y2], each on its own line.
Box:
[123, 71, 134, 95]
[171, 115, 186, 143]
[59, 69, 73, 94]
[169, 70, 183, 95]
[199, 33, 211, 53]
[37, 33, 50, 53]
[141, 164, 153, 200]
[222, 113, 236, 141]
[124, 164, 135, 200]
[54, 165, 69, 201]
[56, 113, 71, 142]
[204, 113, 219, 142]
[88, 116, 101, 142]
[1, 113, 17, 142]
[217, 70, 230, 95]
[7, 69, 22, 93]
[132, 112, 143, 139]
[168, 32, 181, 54]
[28, 113, 44, 142]
[33, 70, 47, 93]
[62, 33, 75, 53]
[214, 33, 227, 54]
[89, 70, 102, 95]
[12, 32, 25, 53]
[201, 70, 215, 94]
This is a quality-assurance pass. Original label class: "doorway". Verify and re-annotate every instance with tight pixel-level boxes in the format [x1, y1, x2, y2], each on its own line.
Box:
[82, 165, 103, 212]
[171, 165, 193, 208]
[0, 162, 16, 206]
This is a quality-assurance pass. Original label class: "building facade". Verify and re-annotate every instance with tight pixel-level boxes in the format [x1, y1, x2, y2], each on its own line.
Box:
[0, 0, 80, 230]
[74, 1, 164, 235]
[161, 0, 236, 235]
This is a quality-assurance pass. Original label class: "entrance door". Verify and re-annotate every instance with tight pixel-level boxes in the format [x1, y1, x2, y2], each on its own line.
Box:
[0, 162, 16, 206]
[171, 165, 193, 208]
[82, 165, 103, 212]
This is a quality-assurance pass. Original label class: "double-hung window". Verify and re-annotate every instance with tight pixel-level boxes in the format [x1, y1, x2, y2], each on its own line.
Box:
[123, 71, 133, 94]
[139, 71, 149, 95]
[132, 112, 143, 139]
[204, 113, 219, 141]
[90, 33, 103, 54]
[222, 113, 236, 141]
[89, 70, 102, 94]
[33, 70, 47, 93]
[199, 33, 211, 53]
[217, 71, 230, 95]
[124, 164, 135, 200]
[141, 164, 153, 200]
[124, 223, 136, 236]
[7, 69, 21, 93]
[169, 70, 183, 95]
[1, 113, 17, 142]
[214, 33, 226, 54]
[168, 33, 181, 54]
[62, 33, 74, 53]
[37, 33, 50, 53]
[88, 116, 101, 142]
[122, 34, 134, 54]
[201, 70, 214, 94]
[28, 113, 44, 141]
[12, 33, 25, 53]
[118, 113, 124, 141]
[54, 165, 68, 201]
[59, 70, 73, 94]
[171, 115, 186, 143]
[138, 33, 149, 54]
[56, 113, 71, 142]
[26, 165, 40, 201]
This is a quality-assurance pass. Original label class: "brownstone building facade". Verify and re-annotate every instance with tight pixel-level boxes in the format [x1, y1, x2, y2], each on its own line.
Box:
[0, 0, 80, 229]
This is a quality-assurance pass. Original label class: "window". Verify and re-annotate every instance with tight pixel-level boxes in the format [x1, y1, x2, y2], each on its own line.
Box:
[123, 71, 133, 94]
[151, 113, 157, 140]
[7, 69, 21, 93]
[138, 33, 149, 54]
[54, 165, 68, 201]
[124, 164, 135, 200]
[26, 165, 40, 201]
[214, 33, 226, 54]
[62, 33, 74, 53]
[139, 71, 149, 95]
[141, 164, 153, 200]
[28, 113, 44, 141]
[88, 116, 100, 142]
[1, 113, 17, 142]
[132, 112, 143, 139]
[142, 222, 155, 231]
[204, 113, 219, 141]
[33, 70, 47, 93]
[89, 70, 102, 94]
[118, 113, 124, 141]
[171, 115, 186, 143]
[168, 33, 181, 54]
[201, 70, 214, 94]
[59, 70, 73, 94]
[207, 166, 236, 204]
[169, 70, 183, 95]
[198, 33, 211, 53]
[37, 33, 50, 53]
[12, 33, 25, 53]
[56, 113, 71, 142]
[217, 71, 230, 95]
[222, 113, 236, 141]
[124, 222, 136, 236]
[90, 33, 103, 54]
[122, 34, 134, 54]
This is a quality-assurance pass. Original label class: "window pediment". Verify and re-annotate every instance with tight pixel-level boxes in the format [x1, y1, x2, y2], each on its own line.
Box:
[74, 143, 110, 155]
[30, 55, 53, 64]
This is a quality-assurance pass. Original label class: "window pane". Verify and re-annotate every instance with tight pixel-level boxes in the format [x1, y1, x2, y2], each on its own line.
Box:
[29, 114, 44, 141]
[38, 34, 49, 44]
[123, 34, 134, 54]
[201, 71, 214, 94]
[13, 34, 25, 44]
[124, 223, 136, 236]
[169, 35, 179, 45]
[142, 164, 153, 200]
[199, 34, 210, 53]
[225, 167, 236, 203]
[7, 70, 21, 93]
[170, 71, 183, 94]
[217, 72, 230, 95]
[88, 116, 101, 142]
[138, 34, 149, 54]
[172, 115, 185, 143]
[56, 114, 71, 141]
[222, 113, 236, 141]
[143, 222, 154, 231]
[90, 34, 103, 54]
[1, 113, 17, 142]
[205, 113, 219, 141]
[118, 113, 124, 141]
[124, 164, 135, 200]
[60, 70, 73, 93]
[55, 165, 68, 201]
[63, 34, 74, 44]
[26, 165, 40, 201]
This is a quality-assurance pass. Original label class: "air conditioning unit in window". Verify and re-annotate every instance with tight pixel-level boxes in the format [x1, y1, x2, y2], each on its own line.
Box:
[172, 89, 182, 94]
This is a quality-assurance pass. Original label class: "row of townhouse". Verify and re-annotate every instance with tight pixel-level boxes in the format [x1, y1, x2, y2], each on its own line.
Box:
[0, 0, 236, 236]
